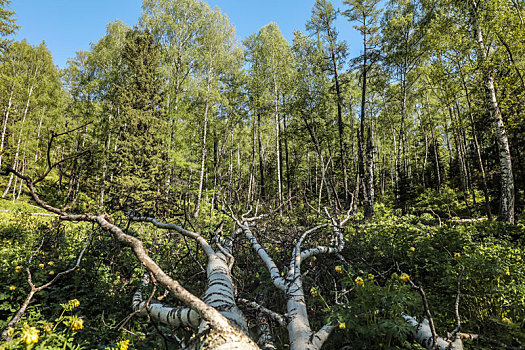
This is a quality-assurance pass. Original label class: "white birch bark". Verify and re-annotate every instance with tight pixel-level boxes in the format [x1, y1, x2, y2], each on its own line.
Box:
[229, 209, 347, 350]
[194, 70, 213, 218]
[470, 0, 514, 223]
[403, 315, 463, 350]
[0, 83, 15, 168]
[127, 215, 250, 338]
[132, 275, 201, 329]
[2, 82, 34, 199]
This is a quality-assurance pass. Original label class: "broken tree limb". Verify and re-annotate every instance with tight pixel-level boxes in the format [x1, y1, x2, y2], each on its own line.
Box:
[402, 315, 463, 350]
[226, 206, 347, 350]
[237, 298, 287, 327]
[2, 224, 93, 340]
[127, 213, 249, 333]
[131, 274, 201, 329]
[2, 167, 259, 349]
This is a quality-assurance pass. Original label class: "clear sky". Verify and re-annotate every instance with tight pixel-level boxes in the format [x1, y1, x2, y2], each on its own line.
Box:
[10, 0, 361, 69]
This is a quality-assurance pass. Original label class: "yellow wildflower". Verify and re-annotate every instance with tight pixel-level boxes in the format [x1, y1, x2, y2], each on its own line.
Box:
[355, 277, 364, 287]
[368, 273, 375, 280]
[70, 299, 80, 308]
[409, 247, 415, 252]
[339, 322, 346, 330]
[21, 325, 39, 345]
[9, 285, 16, 291]
[48, 261, 54, 266]
[49, 270, 55, 276]
[454, 252, 461, 259]
[373, 246, 378, 250]
[43, 322, 53, 334]
[38, 263, 45, 269]
[15, 265, 22, 273]
[400, 273, 410, 283]
[275, 247, 279, 251]
[505, 267, 510, 276]
[69, 316, 84, 331]
[6, 327, 14, 337]
[310, 286, 319, 298]
[119, 339, 130, 350]
[335, 265, 343, 274]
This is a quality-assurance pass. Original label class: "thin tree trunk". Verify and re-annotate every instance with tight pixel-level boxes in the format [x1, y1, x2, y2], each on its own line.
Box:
[274, 80, 283, 216]
[425, 92, 441, 192]
[248, 115, 257, 203]
[461, 71, 492, 218]
[0, 83, 15, 168]
[359, 28, 374, 217]
[283, 111, 291, 204]
[3, 83, 34, 198]
[258, 113, 265, 200]
[331, 43, 349, 205]
[194, 72, 213, 218]
[366, 125, 375, 217]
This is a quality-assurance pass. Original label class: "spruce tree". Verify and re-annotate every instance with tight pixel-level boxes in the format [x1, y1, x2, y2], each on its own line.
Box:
[107, 27, 167, 212]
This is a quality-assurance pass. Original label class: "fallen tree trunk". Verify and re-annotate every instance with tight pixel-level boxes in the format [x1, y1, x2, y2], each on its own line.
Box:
[3, 167, 259, 349]
[403, 315, 463, 350]
[228, 206, 349, 350]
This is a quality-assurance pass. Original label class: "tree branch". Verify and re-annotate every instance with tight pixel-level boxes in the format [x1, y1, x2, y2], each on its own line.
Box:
[237, 298, 287, 327]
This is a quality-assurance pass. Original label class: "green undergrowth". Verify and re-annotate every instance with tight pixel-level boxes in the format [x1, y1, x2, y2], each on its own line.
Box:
[0, 204, 524, 349]
[322, 214, 525, 349]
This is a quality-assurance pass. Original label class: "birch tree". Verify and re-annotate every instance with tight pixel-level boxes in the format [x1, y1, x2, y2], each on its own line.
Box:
[193, 9, 241, 218]
[307, 0, 350, 206]
[245, 23, 295, 212]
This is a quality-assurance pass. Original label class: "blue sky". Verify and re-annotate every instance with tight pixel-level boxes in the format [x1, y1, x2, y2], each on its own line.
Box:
[11, 0, 361, 68]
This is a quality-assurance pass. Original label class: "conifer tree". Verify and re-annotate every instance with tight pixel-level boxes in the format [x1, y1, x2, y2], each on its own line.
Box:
[107, 27, 167, 212]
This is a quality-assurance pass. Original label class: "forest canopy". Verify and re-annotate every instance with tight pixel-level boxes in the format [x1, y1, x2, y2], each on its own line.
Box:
[0, 0, 524, 349]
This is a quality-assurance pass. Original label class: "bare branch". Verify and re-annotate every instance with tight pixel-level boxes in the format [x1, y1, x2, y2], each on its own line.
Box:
[3, 171, 244, 337]
[311, 322, 337, 350]
[237, 298, 287, 327]
[127, 213, 215, 257]
[119, 274, 158, 331]
[2, 225, 93, 340]
[450, 272, 462, 338]
[222, 205, 287, 291]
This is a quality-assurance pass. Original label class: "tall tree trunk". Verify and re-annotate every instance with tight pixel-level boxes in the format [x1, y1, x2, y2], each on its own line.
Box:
[359, 29, 374, 218]
[425, 92, 441, 192]
[461, 71, 492, 218]
[194, 72, 213, 218]
[331, 44, 349, 205]
[3, 83, 34, 199]
[283, 111, 291, 204]
[274, 80, 283, 215]
[423, 125, 428, 189]
[470, 1, 514, 223]
[365, 125, 375, 217]
[258, 113, 265, 200]
[0, 83, 15, 168]
[301, 114, 331, 211]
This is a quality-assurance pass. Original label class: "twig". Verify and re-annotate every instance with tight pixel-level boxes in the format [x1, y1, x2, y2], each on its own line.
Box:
[2, 223, 94, 340]
[118, 273, 157, 331]
[396, 262, 439, 350]
[237, 298, 288, 327]
[450, 273, 462, 338]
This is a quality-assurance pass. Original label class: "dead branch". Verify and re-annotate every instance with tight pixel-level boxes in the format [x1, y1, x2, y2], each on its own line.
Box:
[1, 223, 93, 340]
